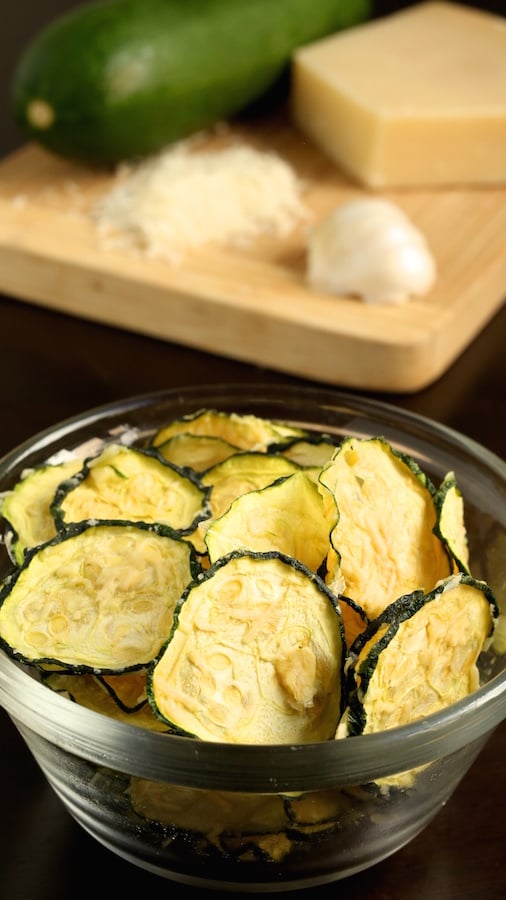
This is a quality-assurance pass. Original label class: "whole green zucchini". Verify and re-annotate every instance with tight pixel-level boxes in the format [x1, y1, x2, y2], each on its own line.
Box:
[11, 0, 371, 165]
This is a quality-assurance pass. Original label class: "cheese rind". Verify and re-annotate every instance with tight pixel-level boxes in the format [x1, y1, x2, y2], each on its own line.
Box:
[291, 2, 506, 188]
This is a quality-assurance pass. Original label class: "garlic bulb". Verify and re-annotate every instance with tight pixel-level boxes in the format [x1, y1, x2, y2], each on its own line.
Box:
[307, 198, 436, 305]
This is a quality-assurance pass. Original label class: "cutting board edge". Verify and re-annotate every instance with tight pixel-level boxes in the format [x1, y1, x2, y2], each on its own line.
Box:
[1, 251, 498, 395]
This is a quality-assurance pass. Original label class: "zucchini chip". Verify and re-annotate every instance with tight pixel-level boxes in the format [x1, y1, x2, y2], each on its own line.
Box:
[129, 778, 289, 848]
[98, 671, 149, 712]
[279, 437, 339, 469]
[340, 573, 498, 738]
[319, 436, 451, 620]
[1, 457, 83, 565]
[338, 595, 369, 649]
[191, 451, 302, 553]
[149, 551, 345, 744]
[205, 471, 337, 572]
[286, 788, 363, 837]
[0, 522, 197, 671]
[44, 672, 170, 731]
[201, 452, 301, 517]
[151, 408, 307, 451]
[433, 472, 470, 574]
[157, 433, 239, 473]
[52, 443, 209, 535]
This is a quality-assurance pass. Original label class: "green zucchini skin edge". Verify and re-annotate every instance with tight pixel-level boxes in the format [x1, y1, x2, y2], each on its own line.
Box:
[267, 431, 342, 456]
[147, 548, 347, 737]
[11, 0, 372, 165]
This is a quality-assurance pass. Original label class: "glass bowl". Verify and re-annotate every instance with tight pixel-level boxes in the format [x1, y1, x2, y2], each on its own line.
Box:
[0, 384, 504, 892]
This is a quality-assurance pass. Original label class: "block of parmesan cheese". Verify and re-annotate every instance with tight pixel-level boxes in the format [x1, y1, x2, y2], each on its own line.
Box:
[291, 2, 506, 188]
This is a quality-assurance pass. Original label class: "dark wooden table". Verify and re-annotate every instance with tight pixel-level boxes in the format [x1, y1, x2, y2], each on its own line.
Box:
[1, 3, 505, 899]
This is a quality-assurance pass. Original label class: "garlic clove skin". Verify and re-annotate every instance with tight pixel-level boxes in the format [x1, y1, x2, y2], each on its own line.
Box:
[307, 198, 437, 305]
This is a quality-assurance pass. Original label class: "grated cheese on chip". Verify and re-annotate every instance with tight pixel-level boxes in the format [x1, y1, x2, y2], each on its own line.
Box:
[93, 137, 307, 264]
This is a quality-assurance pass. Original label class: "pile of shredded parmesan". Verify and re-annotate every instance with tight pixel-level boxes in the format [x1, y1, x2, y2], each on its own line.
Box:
[93, 137, 307, 264]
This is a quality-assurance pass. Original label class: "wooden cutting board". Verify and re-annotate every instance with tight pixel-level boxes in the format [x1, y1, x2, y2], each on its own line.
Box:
[0, 115, 504, 393]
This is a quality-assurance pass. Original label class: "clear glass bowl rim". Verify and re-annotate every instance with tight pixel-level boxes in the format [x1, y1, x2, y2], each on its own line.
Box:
[0, 382, 504, 794]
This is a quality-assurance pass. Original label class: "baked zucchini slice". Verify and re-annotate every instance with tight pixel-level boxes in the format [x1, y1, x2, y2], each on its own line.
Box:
[191, 451, 302, 553]
[0, 521, 198, 671]
[151, 408, 307, 452]
[279, 436, 340, 468]
[149, 551, 345, 743]
[51, 442, 210, 535]
[338, 595, 369, 650]
[44, 672, 170, 731]
[98, 671, 149, 712]
[285, 788, 364, 838]
[433, 471, 470, 574]
[205, 470, 337, 572]
[156, 432, 239, 473]
[340, 573, 498, 739]
[319, 436, 451, 620]
[129, 778, 289, 849]
[0, 457, 83, 565]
